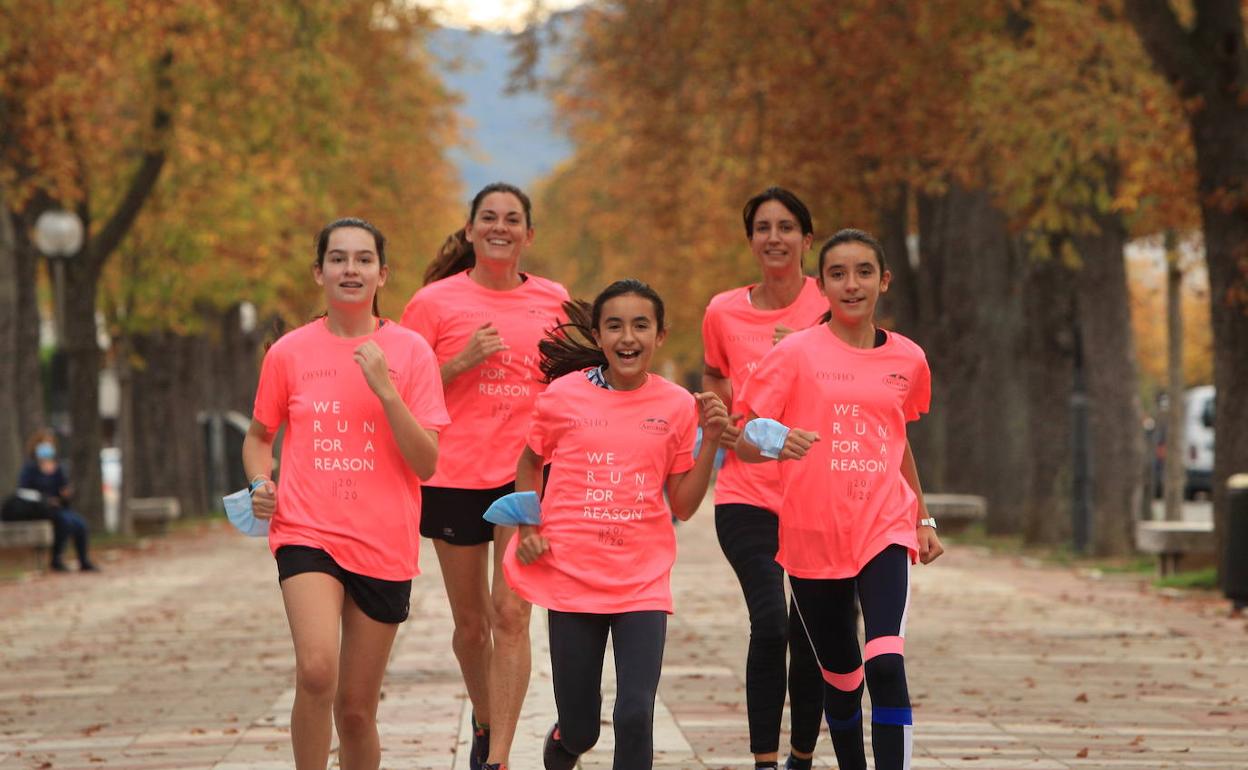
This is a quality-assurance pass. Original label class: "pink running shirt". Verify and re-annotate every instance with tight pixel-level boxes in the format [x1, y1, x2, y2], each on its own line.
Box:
[701, 277, 827, 509]
[739, 325, 931, 579]
[502, 372, 697, 614]
[252, 319, 450, 580]
[401, 271, 569, 489]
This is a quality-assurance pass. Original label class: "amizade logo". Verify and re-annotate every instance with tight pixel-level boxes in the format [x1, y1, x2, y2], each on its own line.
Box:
[882, 373, 910, 391]
[639, 417, 671, 435]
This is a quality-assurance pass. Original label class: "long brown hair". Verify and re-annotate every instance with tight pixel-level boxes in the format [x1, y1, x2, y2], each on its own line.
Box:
[424, 182, 533, 285]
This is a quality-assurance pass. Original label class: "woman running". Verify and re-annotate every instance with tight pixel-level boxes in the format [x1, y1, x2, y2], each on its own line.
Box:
[242, 217, 449, 770]
[401, 182, 569, 770]
[700, 187, 827, 770]
[499, 278, 728, 770]
[737, 229, 944, 770]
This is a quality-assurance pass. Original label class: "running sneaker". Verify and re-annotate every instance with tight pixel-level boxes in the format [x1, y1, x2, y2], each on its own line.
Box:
[543, 722, 578, 770]
[470, 713, 490, 770]
[482, 764, 507, 770]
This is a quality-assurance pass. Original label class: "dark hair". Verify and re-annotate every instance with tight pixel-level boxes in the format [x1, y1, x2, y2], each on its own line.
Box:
[742, 186, 814, 238]
[539, 279, 666, 382]
[424, 182, 534, 285]
[816, 228, 888, 324]
[314, 217, 387, 316]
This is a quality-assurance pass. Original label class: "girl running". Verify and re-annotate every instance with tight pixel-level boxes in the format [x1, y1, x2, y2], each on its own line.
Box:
[400, 182, 569, 770]
[242, 218, 449, 770]
[501, 279, 728, 770]
[737, 229, 944, 770]
[700, 187, 826, 770]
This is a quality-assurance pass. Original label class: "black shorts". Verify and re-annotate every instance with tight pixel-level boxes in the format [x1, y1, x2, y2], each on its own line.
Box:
[275, 545, 411, 624]
[420, 483, 514, 546]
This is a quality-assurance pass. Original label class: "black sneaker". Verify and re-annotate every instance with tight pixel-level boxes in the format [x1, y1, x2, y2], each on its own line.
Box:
[543, 722, 578, 770]
[470, 713, 489, 770]
[50, 560, 69, 572]
[482, 764, 507, 770]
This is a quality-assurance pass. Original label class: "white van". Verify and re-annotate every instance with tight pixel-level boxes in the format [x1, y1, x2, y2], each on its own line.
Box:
[1183, 385, 1215, 499]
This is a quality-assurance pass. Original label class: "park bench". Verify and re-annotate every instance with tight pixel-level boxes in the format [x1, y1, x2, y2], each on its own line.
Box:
[923, 493, 987, 534]
[1134, 519, 1215, 576]
[0, 519, 54, 570]
[126, 497, 181, 536]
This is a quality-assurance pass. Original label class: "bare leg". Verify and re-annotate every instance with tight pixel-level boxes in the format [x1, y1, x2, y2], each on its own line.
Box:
[281, 572, 345, 770]
[485, 525, 532, 766]
[334, 595, 400, 770]
[432, 540, 494, 722]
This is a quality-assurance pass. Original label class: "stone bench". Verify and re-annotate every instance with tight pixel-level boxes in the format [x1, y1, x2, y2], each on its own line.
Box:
[924, 493, 987, 534]
[0, 520, 55, 569]
[126, 497, 181, 536]
[1134, 520, 1216, 576]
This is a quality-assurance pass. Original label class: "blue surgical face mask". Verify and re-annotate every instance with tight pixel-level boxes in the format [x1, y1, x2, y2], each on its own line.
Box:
[34, 442, 56, 461]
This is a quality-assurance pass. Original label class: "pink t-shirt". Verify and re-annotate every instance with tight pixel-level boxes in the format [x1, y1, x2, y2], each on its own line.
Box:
[401, 271, 569, 489]
[252, 318, 451, 580]
[739, 325, 931, 579]
[701, 277, 828, 509]
[502, 372, 697, 614]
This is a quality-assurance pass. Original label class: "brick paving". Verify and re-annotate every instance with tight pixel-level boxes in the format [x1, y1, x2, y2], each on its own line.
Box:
[0, 500, 1244, 769]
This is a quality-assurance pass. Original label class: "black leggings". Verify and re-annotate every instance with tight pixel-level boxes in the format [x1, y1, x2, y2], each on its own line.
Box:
[547, 609, 667, 770]
[715, 504, 823, 755]
[790, 545, 912, 770]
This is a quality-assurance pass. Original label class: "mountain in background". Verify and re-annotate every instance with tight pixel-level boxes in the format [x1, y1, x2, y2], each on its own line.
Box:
[431, 26, 572, 194]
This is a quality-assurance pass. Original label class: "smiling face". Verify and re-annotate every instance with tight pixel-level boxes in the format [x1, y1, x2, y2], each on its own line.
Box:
[314, 226, 387, 309]
[817, 241, 890, 327]
[464, 191, 534, 267]
[749, 199, 813, 275]
[592, 293, 666, 390]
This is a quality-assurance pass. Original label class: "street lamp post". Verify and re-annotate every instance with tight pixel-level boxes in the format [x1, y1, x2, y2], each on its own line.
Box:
[32, 209, 84, 346]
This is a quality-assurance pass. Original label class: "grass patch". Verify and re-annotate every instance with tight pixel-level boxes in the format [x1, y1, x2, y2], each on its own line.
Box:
[1154, 566, 1218, 590]
[946, 524, 1157, 575]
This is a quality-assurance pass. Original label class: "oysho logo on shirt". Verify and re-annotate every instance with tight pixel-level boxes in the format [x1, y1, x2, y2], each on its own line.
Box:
[567, 417, 609, 429]
[301, 368, 337, 381]
[639, 417, 671, 435]
[817, 370, 855, 382]
[882, 373, 910, 391]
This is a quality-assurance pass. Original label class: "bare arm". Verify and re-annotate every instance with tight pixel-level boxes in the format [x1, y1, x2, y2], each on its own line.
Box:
[735, 411, 820, 464]
[666, 393, 729, 520]
[441, 322, 507, 385]
[702, 364, 742, 450]
[514, 445, 548, 564]
[355, 341, 440, 480]
[901, 440, 943, 564]
[243, 419, 279, 519]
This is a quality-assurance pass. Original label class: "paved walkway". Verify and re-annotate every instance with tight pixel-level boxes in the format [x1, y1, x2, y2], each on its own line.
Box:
[1, 501, 1245, 769]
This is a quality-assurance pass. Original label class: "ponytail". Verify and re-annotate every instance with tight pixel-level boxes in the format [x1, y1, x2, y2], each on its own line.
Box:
[424, 230, 475, 285]
[539, 300, 606, 382]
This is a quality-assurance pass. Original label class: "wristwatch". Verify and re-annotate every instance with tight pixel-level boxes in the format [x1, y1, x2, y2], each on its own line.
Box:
[918, 517, 937, 529]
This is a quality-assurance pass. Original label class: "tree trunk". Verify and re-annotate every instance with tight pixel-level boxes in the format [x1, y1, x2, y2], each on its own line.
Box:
[128, 331, 209, 518]
[0, 190, 20, 493]
[1124, 0, 1248, 589]
[1071, 213, 1146, 555]
[9, 209, 47, 442]
[1021, 247, 1076, 545]
[62, 252, 104, 527]
[915, 181, 1029, 533]
[1163, 231, 1185, 520]
[877, 183, 918, 335]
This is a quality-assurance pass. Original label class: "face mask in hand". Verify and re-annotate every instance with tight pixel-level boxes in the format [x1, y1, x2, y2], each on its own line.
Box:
[222, 488, 270, 537]
[482, 491, 541, 526]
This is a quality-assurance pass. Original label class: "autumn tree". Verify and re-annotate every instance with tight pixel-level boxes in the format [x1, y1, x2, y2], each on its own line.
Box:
[1, 0, 460, 523]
